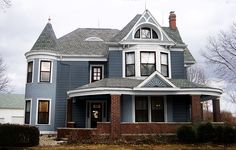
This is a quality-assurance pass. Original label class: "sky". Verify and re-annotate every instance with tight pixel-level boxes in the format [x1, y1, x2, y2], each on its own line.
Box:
[0, 0, 236, 113]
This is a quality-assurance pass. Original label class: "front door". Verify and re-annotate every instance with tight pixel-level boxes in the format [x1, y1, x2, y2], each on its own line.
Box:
[91, 103, 102, 128]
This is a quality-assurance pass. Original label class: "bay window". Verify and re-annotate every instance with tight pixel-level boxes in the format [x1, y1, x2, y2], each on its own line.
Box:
[135, 96, 148, 122]
[40, 61, 51, 82]
[161, 53, 169, 77]
[140, 52, 156, 76]
[24, 100, 31, 124]
[27, 61, 33, 83]
[125, 52, 135, 77]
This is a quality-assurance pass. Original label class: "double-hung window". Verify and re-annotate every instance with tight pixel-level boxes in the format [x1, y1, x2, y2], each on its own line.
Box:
[140, 52, 156, 76]
[27, 62, 33, 83]
[91, 66, 103, 82]
[125, 52, 135, 77]
[37, 100, 50, 124]
[40, 61, 51, 82]
[24, 100, 31, 124]
[160, 53, 169, 77]
[135, 96, 148, 122]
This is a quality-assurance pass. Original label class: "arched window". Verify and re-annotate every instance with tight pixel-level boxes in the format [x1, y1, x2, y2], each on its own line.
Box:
[134, 27, 158, 39]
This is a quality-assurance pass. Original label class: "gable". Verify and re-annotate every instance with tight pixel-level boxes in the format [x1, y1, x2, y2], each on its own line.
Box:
[137, 71, 176, 88]
[121, 10, 175, 44]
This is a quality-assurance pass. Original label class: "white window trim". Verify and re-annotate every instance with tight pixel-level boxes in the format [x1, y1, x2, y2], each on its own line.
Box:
[38, 59, 53, 83]
[123, 46, 171, 78]
[26, 60, 34, 84]
[89, 64, 104, 83]
[36, 98, 52, 125]
[24, 99, 32, 124]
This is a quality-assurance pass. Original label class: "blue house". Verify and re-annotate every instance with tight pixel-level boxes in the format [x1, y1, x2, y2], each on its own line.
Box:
[25, 10, 222, 138]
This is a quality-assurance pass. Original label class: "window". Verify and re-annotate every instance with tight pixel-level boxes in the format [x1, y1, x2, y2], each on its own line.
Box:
[91, 66, 103, 82]
[40, 61, 51, 82]
[135, 96, 148, 122]
[140, 52, 156, 76]
[151, 96, 164, 122]
[125, 52, 135, 77]
[161, 53, 169, 77]
[134, 27, 158, 39]
[24, 100, 31, 124]
[37, 100, 50, 124]
[27, 62, 33, 83]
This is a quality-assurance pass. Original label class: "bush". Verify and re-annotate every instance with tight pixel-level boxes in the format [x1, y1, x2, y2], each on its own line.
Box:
[176, 125, 196, 143]
[214, 125, 224, 143]
[0, 124, 39, 147]
[222, 125, 235, 144]
[197, 123, 215, 142]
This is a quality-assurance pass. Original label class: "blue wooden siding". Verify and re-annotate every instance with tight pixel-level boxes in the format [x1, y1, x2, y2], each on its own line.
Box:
[55, 61, 89, 129]
[166, 97, 173, 122]
[108, 51, 122, 77]
[25, 59, 57, 131]
[121, 95, 133, 122]
[170, 51, 187, 79]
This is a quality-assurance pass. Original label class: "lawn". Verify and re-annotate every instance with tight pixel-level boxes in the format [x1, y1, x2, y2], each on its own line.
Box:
[24, 144, 236, 150]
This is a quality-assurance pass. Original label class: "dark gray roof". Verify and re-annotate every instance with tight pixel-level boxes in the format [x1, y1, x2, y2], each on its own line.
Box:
[162, 27, 184, 45]
[184, 48, 195, 63]
[0, 94, 24, 109]
[58, 28, 119, 56]
[76, 77, 215, 90]
[31, 23, 59, 51]
[78, 78, 142, 90]
[110, 14, 142, 42]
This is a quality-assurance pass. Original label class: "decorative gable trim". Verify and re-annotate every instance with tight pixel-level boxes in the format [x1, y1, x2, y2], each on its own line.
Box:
[137, 71, 176, 88]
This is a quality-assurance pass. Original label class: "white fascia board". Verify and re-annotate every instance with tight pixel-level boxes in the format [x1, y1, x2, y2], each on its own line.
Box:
[108, 47, 123, 51]
[119, 41, 175, 46]
[67, 87, 222, 98]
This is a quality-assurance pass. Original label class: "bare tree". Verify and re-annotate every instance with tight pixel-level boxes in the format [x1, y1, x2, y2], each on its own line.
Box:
[0, 56, 10, 93]
[187, 64, 207, 85]
[0, 0, 11, 9]
[202, 23, 236, 83]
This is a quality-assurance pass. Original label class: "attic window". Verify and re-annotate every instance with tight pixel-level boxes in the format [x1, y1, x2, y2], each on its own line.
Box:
[134, 27, 158, 39]
[84, 37, 104, 41]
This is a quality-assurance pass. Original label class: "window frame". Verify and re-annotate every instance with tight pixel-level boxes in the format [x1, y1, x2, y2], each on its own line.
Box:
[90, 65, 104, 83]
[24, 99, 32, 124]
[134, 27, 158, 39]
[39, 60, 52, 83]
[135, 96, 148, 122]
[160, 52, 169, 77]
[36, 99, 51, 125]
[27, 61, 33, 83]
[140, 51, 156, 76]
[125, 52, 135, 77]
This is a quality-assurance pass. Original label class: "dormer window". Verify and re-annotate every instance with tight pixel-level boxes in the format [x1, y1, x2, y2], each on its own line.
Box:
[134, 27, 158, 39]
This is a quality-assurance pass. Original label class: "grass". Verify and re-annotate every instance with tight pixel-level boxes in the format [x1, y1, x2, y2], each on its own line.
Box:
[22, 144, 236, 150]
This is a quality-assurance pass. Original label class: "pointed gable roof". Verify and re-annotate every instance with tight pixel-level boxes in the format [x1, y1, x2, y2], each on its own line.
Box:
[110, 14, 142, 42]
[31, 23, 59, 51]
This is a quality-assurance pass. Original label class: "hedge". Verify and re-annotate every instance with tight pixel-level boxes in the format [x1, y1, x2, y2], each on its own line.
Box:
[0, 124, 39, 147]
[176, 125, 196, 143]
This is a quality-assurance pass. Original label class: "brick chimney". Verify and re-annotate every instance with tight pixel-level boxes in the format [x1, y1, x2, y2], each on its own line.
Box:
[169, 11, 176, 29]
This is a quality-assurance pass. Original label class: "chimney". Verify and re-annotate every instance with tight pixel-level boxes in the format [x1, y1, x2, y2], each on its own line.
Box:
[169, 11, 176, 29]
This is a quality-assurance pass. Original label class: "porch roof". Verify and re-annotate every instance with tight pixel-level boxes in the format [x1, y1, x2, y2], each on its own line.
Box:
[68, 72, 222, 98]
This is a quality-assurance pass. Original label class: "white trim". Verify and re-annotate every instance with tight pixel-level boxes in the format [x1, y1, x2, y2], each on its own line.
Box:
[89, 64, 104, 83]
[40, 131, 57, 135]
[24, 99, 32, 125]
[132, 95, 135, 123]
[137, 71, 176, 88]
[108, 47, 123, 51]
[170, 48, 184, 51]
[68, 87, 222, 98]
[36, 98, 52, 125]
[38, 59, 53, 83]
[26, 60, 34, 84]
[25, 51, 107, 61]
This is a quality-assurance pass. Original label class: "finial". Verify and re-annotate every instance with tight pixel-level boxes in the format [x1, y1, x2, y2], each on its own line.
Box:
[48, 16, 51, 23]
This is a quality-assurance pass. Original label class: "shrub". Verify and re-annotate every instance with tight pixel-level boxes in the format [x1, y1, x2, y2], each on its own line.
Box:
[197, 123, 215, 143]
[0, 124, 39, 147]
[214, 125, 224, 143]
[176, 125, 196, 143]
[222, 125, 235, 144]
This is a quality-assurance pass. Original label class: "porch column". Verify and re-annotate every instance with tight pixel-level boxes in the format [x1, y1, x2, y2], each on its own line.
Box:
[67, 97, 73, 127]
[110, 94, 121, 139]
[212, 97, 221, 122]
[191, 95, 202, 123]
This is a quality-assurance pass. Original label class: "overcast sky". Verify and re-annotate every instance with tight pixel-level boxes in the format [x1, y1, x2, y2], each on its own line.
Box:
[0, 0, 236, 112]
